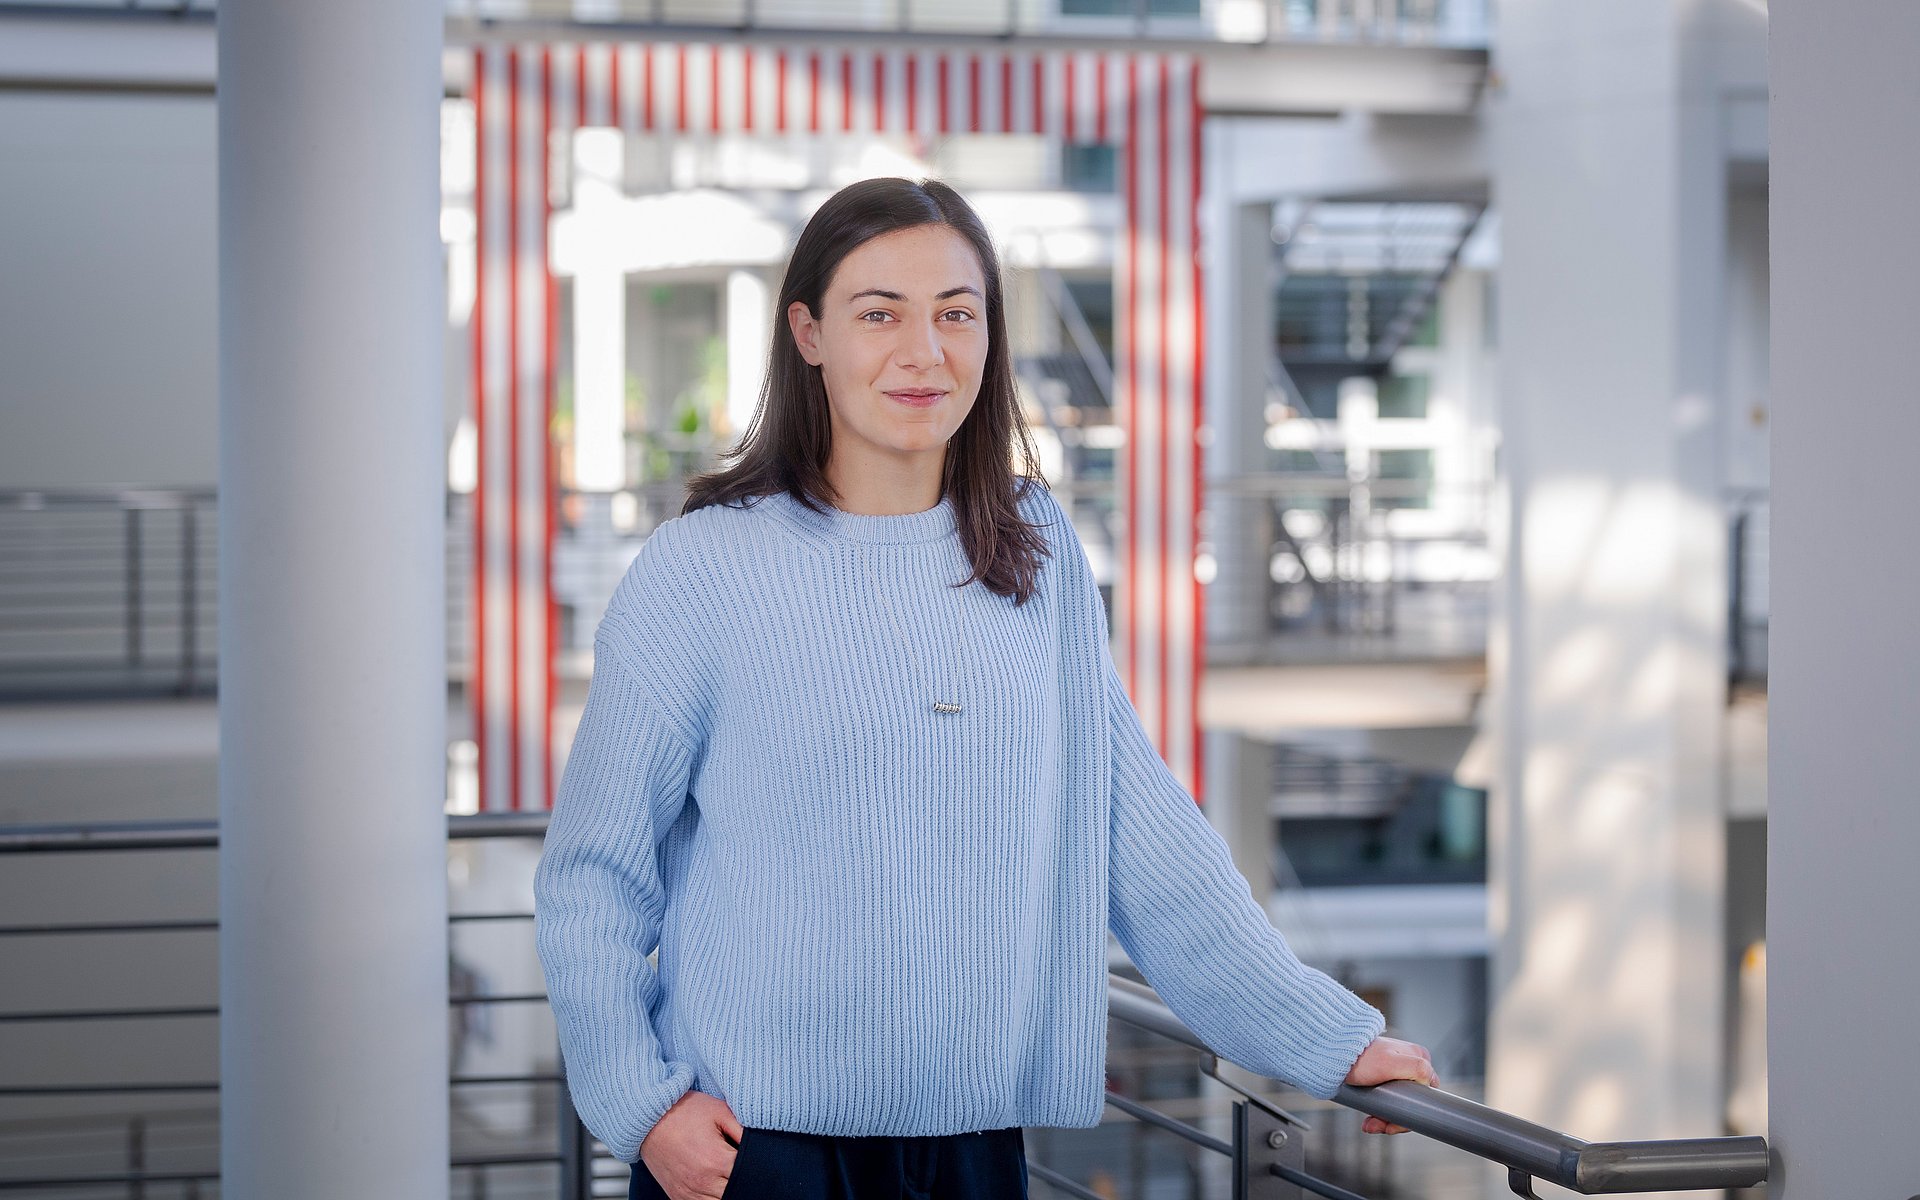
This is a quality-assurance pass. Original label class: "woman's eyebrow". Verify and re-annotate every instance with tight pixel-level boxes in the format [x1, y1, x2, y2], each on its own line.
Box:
[846, 285, 984, 304]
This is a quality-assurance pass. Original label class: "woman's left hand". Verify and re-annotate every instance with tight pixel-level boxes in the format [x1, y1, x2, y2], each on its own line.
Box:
[1343, 1035, 1440, 1134]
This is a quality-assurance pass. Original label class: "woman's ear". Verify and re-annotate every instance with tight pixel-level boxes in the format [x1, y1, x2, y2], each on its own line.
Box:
[787, 300, 824, 367]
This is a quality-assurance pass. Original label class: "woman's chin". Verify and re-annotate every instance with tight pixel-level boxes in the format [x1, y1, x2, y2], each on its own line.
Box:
[879, 428, 951, 456]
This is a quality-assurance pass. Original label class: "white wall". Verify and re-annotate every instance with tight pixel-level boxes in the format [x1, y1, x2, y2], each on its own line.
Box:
[1215, 110, 1487, 205]
[0, 92, 219, 489]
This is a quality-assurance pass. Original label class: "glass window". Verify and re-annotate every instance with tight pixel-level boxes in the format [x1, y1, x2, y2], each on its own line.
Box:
[1062, 275, 1114, 365]
[1267, 448, 1329, 474]
[1061, 0, 1201, 14]
[1061, 143, 1117, 193]
[1275, 781, 1488, 888]
[1409, 301, 1441, 348]
[1376, 373, 1431, 419]
[1290, 374, 1342, 420]
[623, 280, 724, 483]
[1374, 447, 1434, 509]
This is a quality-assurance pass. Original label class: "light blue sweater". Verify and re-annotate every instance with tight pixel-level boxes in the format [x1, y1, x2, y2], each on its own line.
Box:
[533, 481, 1384, 1163]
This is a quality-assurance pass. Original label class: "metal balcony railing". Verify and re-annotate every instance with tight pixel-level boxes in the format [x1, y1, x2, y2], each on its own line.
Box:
[1203, 473, 1496, 667]
[0, 489, 217, 700]
[1105, 974, 1769, 1199]
[2, 813, 1768, 1199]
[0, 813, 594, 1198]
[2, 481, 1776, 697]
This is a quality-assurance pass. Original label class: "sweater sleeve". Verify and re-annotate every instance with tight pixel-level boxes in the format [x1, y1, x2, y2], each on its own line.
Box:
[1044, 500, 1384, 1099]
[533, 535, 708, 1163]
[1103, 647, 1384, 1098]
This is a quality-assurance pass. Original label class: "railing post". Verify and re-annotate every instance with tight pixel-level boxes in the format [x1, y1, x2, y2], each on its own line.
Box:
[1390, 518, 1405, 641]
[557, 1072, 593, 1200]
[177, 504, 197, 695]
[128, 1114, 146, 1200]
[1232, 1096, 1306, 1200]
[125, 507, 143, 669]
[1327, 501, 1349, 634]
[1727, 506, 1749, 683]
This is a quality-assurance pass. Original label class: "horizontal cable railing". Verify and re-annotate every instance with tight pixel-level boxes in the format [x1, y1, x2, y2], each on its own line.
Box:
[0, 813, 592, 1198]
[2, 477, 1497, 700]
[0, 488, 216, 700]
[2, 481, 1772, 697]
[2, 813, 1768, 1198]
[1206, 473, 1495, 667]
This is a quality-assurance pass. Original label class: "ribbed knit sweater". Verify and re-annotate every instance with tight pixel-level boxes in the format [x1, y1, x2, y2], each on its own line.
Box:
[532, 481, 1385, 1163]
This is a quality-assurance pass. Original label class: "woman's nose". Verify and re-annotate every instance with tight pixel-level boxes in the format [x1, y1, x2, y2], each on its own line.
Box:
[895, 318, 945, 369]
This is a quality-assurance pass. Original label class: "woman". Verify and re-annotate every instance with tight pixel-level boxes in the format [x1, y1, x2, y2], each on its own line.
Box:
[533, 177, 1437, 1200]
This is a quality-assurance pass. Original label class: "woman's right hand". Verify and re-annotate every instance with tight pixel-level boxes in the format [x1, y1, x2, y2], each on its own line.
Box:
[637, 1090, 745, 1200]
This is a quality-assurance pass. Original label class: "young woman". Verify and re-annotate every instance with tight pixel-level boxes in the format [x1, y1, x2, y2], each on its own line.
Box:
[534, 177, 1438, 1200]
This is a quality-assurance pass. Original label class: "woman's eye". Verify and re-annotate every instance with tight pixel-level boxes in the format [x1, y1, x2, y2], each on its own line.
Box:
[859, 310, 894, 324]
[942, 309, 977, 323]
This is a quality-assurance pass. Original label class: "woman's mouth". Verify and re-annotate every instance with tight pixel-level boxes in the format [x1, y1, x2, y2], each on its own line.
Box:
[885, 389, 945, 409]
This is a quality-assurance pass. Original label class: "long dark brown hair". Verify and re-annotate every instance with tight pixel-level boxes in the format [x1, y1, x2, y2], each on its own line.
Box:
[682, 176, 1053, 605]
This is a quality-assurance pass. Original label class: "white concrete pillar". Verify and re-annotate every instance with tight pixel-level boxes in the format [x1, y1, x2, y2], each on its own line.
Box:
[572, 128, 628, 493]
[1769, 1, 1920, 1195]
[725, 267, 771, 443]
[1337, 378, 1380, 608]
[1488, 0, 1733, 1166]
[1204, 197, 1277, 652]
[1424, 266, 1494, 523]
[217, 0, 448, 1195]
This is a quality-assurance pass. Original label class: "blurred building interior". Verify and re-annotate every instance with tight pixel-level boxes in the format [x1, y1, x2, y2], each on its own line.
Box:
[1, 0, 1910, 1197]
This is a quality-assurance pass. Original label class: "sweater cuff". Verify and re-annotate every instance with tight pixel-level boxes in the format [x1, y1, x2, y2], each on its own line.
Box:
[593, 1064, 696, 1164]
[1290, 993, 1386, 1101]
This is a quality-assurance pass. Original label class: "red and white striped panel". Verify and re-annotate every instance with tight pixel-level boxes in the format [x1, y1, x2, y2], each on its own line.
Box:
[471, 46, 560, 814]
[1114, 52, 1205, 803]
[470, 42, 1204, 809]
[486, 43, 1169, 140]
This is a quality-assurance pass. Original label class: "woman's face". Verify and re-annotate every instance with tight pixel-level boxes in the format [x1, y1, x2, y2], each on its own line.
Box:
[787, 223, 988, 469]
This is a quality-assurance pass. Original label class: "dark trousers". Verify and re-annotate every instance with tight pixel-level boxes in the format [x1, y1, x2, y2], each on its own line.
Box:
[628, 1125, 1028, 1200]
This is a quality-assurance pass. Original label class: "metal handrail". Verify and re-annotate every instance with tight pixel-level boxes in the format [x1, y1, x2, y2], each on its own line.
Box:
[1328, 1081, 1769, 1194]
[1107, 976, 1770, 1196]
[0, 811, 548, 855]
[0, 488, 217, 510]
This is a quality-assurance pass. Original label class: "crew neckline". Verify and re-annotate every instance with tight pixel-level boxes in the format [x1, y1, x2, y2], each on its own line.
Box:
[759, 488, 958, 546]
